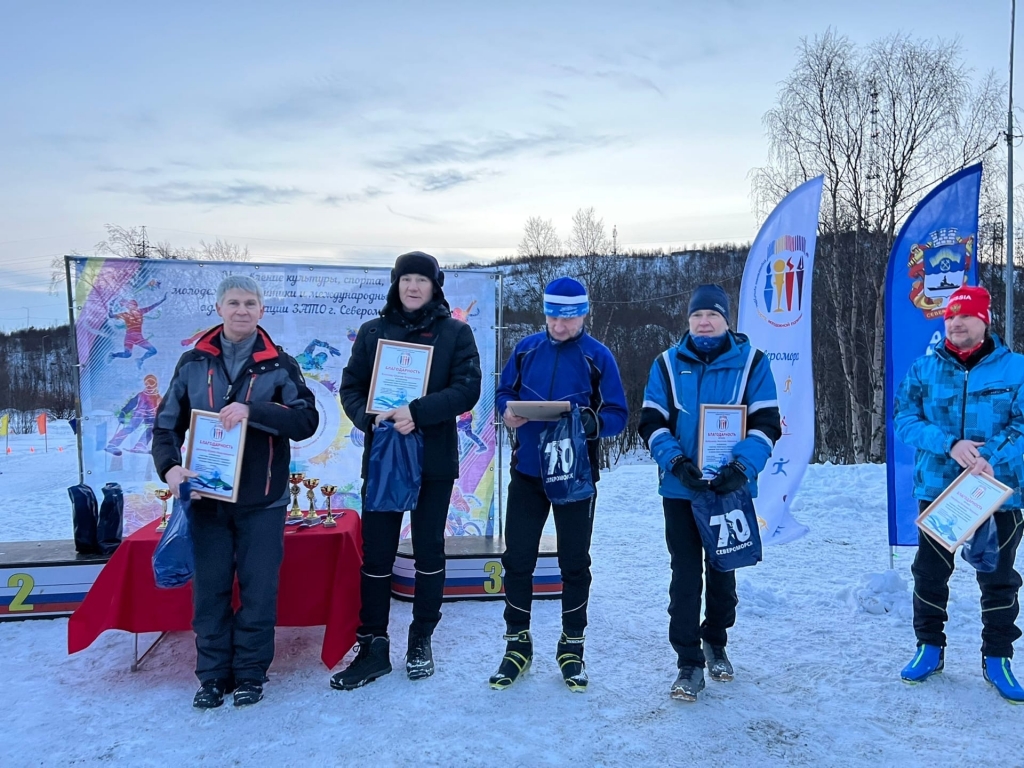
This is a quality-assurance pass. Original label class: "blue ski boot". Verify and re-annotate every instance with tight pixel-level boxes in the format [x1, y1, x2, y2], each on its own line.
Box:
[900, 644, 944, 683]
[983, 657, 1024, 703]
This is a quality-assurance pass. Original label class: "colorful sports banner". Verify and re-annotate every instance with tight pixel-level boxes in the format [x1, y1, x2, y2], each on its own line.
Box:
[68, 257, 498, 537]
[737, 175, 824, 545]
[885, 163, 982, 546]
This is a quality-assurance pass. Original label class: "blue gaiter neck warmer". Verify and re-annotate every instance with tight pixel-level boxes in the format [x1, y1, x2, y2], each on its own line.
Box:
[691, 333, 728, 354]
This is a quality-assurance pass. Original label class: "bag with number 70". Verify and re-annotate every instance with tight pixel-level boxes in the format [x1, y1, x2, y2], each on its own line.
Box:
[690, 488, 763, 571]
[538, 407, 595, 505]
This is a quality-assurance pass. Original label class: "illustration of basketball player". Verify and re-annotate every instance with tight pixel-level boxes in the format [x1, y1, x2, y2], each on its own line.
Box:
[108, 294, 167, 367]
[105, 374, 162, 456]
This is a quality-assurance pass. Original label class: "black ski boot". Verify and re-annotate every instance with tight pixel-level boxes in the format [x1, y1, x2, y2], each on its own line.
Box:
[232, 679, 264, 707]
[670, 665, 706, 702]
[489, 630, 533, 690]
[406, 626, 435, 681]
[702, 641, 734, 682]
[330, 634, 392, 690]
[556, 632, 588, 692]
[193, 678, 233, 709]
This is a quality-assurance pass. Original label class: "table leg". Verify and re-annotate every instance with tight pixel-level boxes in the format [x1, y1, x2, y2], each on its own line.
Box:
[131, 631, 169, 672]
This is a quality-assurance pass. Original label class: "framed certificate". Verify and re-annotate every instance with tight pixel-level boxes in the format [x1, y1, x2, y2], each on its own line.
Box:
[916, 469, 1012, 552]
[505, 401, 571, 421]
[367, 340, 434, 414]
[698, 404, 747, 480]
[184, 410, 247, 503]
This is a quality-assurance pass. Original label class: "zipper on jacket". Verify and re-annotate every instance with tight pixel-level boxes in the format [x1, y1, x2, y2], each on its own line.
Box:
[546, 345, 563, 399]
[265, 436, 273, 496]
[207, 368, 214, 409]
[960, 369, 969, 439]
[245, 374, 257, 403]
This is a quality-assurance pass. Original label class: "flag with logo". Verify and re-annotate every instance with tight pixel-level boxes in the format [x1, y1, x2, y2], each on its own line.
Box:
[737, 175, 824, 545]
[0, 413, 8, 437]
[885, 163, 982, 546]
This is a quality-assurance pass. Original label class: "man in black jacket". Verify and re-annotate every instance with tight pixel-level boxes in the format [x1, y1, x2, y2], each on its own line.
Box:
[152, 275, 319, 709]
[331, 251, 482, 690]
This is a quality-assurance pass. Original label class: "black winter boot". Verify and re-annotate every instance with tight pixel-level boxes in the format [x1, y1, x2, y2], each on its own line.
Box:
[232, 679, 265, 707]
[671, 665, 706, 702]
[406, 626, 435, 681]
[193, 678, 233, 709]
[556, 632, 588, 692]
[489, 630, 533, 690]
[702, 641, 734, 682]
[330, 634, 392, 690]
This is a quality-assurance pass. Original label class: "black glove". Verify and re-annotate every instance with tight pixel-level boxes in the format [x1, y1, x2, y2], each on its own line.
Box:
[580, 408, 600, 439]
[671, 458, 710, 491]
[709, 461, 748, 495]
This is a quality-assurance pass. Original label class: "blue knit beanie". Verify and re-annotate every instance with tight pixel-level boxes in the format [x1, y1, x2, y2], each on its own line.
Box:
[544, 277, 589, 318]
[688, 284, 730, 320]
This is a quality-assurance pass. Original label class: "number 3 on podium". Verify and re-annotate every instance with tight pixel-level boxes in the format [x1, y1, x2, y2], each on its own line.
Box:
[7, 573, 35, 612]
[483, 560, 503, 595]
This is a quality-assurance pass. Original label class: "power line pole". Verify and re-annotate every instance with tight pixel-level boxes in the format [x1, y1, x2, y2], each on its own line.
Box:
[1006, 0, 1016, 348]
[140, 225, 149, 259]
[612, 225, 618, 256]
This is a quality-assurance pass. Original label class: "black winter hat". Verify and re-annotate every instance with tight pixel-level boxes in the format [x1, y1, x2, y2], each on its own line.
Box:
[391, 251, 445, 288]
[688, 283, 730, 320]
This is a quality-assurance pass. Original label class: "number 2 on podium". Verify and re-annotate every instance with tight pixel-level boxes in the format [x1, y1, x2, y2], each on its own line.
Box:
[7, 573, 35, 612]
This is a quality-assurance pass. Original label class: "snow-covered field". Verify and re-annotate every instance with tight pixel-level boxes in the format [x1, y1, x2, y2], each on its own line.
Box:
[1, 436, 1022, 767]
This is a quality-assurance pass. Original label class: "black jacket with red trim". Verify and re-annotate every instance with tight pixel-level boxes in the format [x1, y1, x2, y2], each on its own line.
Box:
[152, 325, 319, 511]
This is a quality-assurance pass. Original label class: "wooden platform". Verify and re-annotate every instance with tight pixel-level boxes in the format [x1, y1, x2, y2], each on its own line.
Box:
[0, 540, 109, 620]
[393, 534, 562, 601]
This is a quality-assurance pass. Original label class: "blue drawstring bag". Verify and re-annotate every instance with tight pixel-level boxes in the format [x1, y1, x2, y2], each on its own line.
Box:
[152, 482, 196, 589]
[961, 515, 999, 573]
[365, 421, 424, 512]
[690, 488, 763, 572]
[538, 408, 595, 505]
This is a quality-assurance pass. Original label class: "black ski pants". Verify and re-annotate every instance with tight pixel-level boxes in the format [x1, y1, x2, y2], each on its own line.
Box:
[912, 503, 1023, 657]
[191, 502, 286, 684]
[358, 476, 453, 638]
[502, 469, 596, 636]
[664, 497, 738, 668]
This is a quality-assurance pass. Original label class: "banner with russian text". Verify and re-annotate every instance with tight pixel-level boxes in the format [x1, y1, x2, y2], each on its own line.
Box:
[68, 257, 498, 537]
[885, 164, 982, 546]
[737, 175, 824, 545]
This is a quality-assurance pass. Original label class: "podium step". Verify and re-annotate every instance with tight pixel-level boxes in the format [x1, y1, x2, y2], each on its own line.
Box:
[0, 540, 109, 620]
[393, 535, 562, 602]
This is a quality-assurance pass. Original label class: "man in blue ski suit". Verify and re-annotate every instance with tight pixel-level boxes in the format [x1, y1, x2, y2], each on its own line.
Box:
[639, 284, 781, 701]
[490, 277, 628, 692]
[894, 285, 1024, 702]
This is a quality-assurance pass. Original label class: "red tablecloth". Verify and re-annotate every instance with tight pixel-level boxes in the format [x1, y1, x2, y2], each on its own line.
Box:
[68, 510, 362, 668]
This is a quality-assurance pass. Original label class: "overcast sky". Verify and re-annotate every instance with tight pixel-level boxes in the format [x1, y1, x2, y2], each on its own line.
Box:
[1, 0, 1019, 329]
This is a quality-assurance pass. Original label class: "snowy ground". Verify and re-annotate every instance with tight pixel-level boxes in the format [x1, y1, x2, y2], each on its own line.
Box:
[1, 437, 1023, 767]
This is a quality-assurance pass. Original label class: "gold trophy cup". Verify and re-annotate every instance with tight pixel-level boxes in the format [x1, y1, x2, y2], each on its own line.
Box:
[154, 488, 173, 532]
[303, 477, 320, 521]
[321, 485, 338, 528]
[288, 472, 306, 519]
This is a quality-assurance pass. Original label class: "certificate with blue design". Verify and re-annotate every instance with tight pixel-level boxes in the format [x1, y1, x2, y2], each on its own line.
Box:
[184, 410, 246, 503]
[916, 469, 1011, 552]
[367, 340, 434, 414]
[698, 405, 747, 480]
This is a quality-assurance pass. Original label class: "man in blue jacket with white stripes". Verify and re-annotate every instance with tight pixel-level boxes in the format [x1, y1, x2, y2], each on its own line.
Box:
[639, 284, 781, 701]
[491, 277, 628, 692]
[894, 285, 1024, 703]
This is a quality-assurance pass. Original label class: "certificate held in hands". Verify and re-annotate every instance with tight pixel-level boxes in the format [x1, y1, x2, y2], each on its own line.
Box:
[505, 401, 571, 421]
[184, 410, 246, 503]
[367, 340, 434, 415]
[916, 469, 1013, 552]
[698, 404, 747, 480]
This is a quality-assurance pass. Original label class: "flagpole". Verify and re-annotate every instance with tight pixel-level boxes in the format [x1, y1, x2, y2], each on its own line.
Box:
[1006, 0, 1016, 349]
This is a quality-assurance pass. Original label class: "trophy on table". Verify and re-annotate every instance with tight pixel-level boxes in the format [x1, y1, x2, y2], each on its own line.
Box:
[303, 477, 320, 521]
[288, 472, 306, 519]
[321, 484, 338, 528]
[154, 488, 173, 532]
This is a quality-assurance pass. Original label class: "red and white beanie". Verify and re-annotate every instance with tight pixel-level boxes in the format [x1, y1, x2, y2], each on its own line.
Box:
[944, 285, 991, 325]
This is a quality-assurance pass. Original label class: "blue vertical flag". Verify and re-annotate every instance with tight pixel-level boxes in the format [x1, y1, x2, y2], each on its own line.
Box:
[885, 163, 982, 546]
